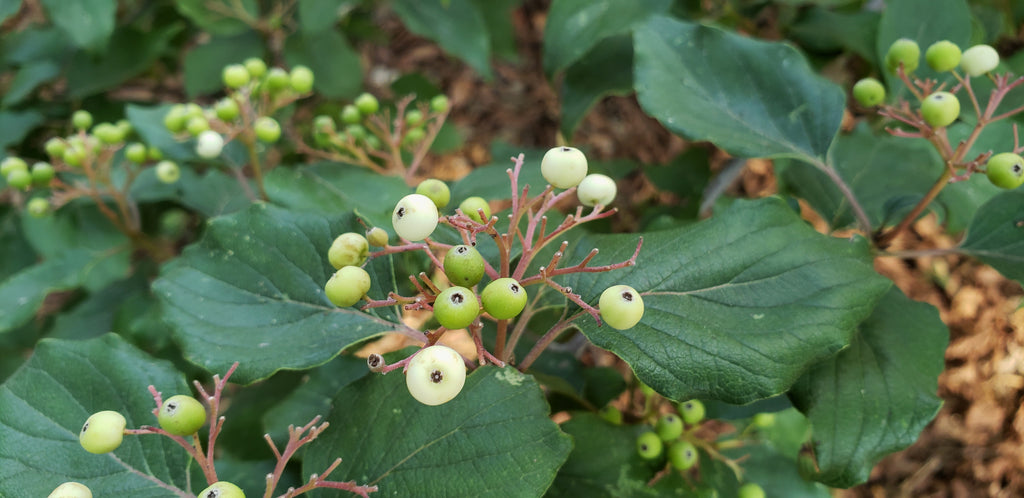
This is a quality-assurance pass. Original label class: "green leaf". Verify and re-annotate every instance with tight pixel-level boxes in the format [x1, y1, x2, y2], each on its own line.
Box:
[543, 0, 669, 75]
[184, 31, 265, 97]
[175, 0, 259, 36]
[48, 275, 149, 340]
[0, 110, 44, 148]
[298, 0, 354, 34]
[0, 251, 94, 334]
[0, 207, 35, 282]
[262, 354, 367, 442]
[633, 16, 845, 162]
[391, 0, 493, 78]
[470, 0, 519, 61]
[264, 162, 409, 229]
[283, 28, 362, 99]
[789, 287, 946, 487]
[125, 103, 197, 161]
[0, 27, 68, 66]
[722, 444, 832, 498]
[788, 7, 880, 64]
[302, 366, 572, 496]
[2, 60, 60, 106]
[564, 197, 891, 404]
[39, 0, 115, 51]
[153, 204, 400, 384]
[66, 25, 181, 98]
[0, 0, 19, 24]
[0, 334, 192, 496]
[548, 412, 661, 497]
[960, 189, 1024, 283]
[876, 0, 971, 90]
[131, 167, 254, 218]
[560, 35, 633, 137]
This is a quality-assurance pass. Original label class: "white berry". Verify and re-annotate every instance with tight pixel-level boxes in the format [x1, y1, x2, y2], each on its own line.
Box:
[405, 345, 466, 406]
[48, 482, 92, 498]
[392, 193, 439, 241]
[960, 45, 999, 76]
[541, 146, 588, 189]
[195, 130, 225, 159]
[576, 174, 616, 207]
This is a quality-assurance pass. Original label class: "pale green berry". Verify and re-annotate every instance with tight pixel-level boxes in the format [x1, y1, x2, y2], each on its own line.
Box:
[752, 412, 776, 428]
[79, 410, 126, 454]
[125, 142, 148, 163]
[430, 94, 449, 113]
[45, 137, 66, 158]
[415, 179, 450, 209]
[62, 146, 85, 167]
[405, 109, 425, 127]
[243, 57, 267, 78]
[402, 127, 426, 146]
[655, 413, 684, 441]
[443, 245, 485, 287]
[636, 431, 663, 460]
[433, 286, 480, 330]
[354, 93, 379, 115]
[541, 146, 588, 189]
[290, 65, 315, 93]
[458, 196, 491, 223]
[31, 162, 55, 186]
[92, 122, 124, 145]
[265, 67, 290, 92]
[222, 64, 251, 89]
[406, 344, 466, 406]
[392, 193, 439, 241]
[6, 168, 31, 190]
[340, 105, 361, 124]
[481, 278, 527, 320]
[196, 130, 225, 159]
[157, 395, 207, 436]
[186, 116, 210, 136]
[599, 285, 644, 330]
[325, 266, 371, 307]
[1, 156, 27, 177]
[885, 38, 920, 74]
[155, 160, 181, 184]
[667, 440, 698, 471]
[313, 115, 336, 135]
[576, 173, 616, 206]
[345, 124, 367, 141]
[985, 152, 1024, 189]
[328, 232, 369, 269]
[852, 78, 886, 107]
[599, 405, 623, 425]
[147, 146, 163, 161]
[47, 481, 92, 498]
[215, 98, 240, 122]
[738, 483, 766, 498]
[920, 91, 960, 128]
[254, 117, 281, 143]
[116, 119, 133, 137]
[678, 399, 705, 425]
[925, 40, 962, 72]
[960, 44, 999, 76]
[71, 110, 93, 131]
[366, 227, 389, 247]
[164, 105, 188, 133]
[197, 481, 245, 498]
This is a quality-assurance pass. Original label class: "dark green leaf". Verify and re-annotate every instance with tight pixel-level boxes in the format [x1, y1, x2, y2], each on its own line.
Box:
[876, 0, 971, 90]
[960, 189, 1024, 283]
[470, 0, 519, 61]
[0, 27, 68, 66]
[0, 207, 35, 282]
[283, 28, 362, 99]
[790, 287, 946, 487]
[391, 0, 492, 78]
[633, 17, 845, 162]
[788, 7, 880, 64]
[131, 167, 254, 217]
[302, 366, 572, 496]
[564, 197, 891, 404]
[39, 0, 115, 51]
[0, 334, 192, 495]
[262, 354, 367, 443]
[175, 0, 259, 36]
[184, 31, 265, 97]
[722, 444, 831, 498]
[48, 275, 149, 340]
[2, 60, 60, 106]
[0, 110, 44, 148]
[153, 204, 401, 383]
[548, 412, 661, 497]
[560, 35, 633, 137]
[298, 0, 354, 34]
[543, 0, 670, 75]
[0, 0, 19, 24]
[66, 25, 181, 98]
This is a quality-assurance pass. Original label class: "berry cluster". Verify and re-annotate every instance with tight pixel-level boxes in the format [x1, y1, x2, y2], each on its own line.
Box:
[67, 364, 377, 498]
[323, 147, 644, 405]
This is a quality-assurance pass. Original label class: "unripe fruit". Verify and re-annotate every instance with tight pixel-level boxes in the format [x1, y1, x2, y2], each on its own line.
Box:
[6, 168, 31, 189]
[920, 91, 960, 128]
[481, 278, 528, 320]
[265, 67, 290, 92]
[164, 105, 188, 133]
[636, 431, 663, 460]
[31, 162, 55, 186]
[430, 94, 449, 113]
[345, 124, 367, 141]
[45, 137, 66, 158]
[155, 160, 180, 184]
[678, 399, 705, 425]
[125, 142, 148, 163]
[985, 152, 1024, 189]
[340, 105, 361, 124]
[405, 109, 425, 127]
[196, 130, 225, 159]
[576, 173, 617, 206]
[27, 197, 51, 217]
[738, 483, 766, 498]
[62, 146, 85, 167]
[443, 245, 485, 287]
[885, 38, 920, 74]
[215, 98, 240, 122]
[314, 115, 336, 135]
[366, 227, 389, 247]
[365, 135, 382, 149]
[147, 146, 163, 161]
[290, 65, 315, 93]
[1, 156, 27, 177]
[402, 127, 426, 146]
[752, 412, 776, 428]
[354, 93, 380, 115]
[222, 64, 251, 89]
[186, 116, 210, 136]
[655, 413, 684, 441]
[184, 103, 204, 119]
[325, 266, 371, 307]
[197, 481, 245, 498]
[157, 395, 207, 436]
[852, 78, 886, 107]
[79, 410, 126, 454]
[254, 117, 281, 143]
[433, 286, 480, 330]
[116, 119, 133, 137]
[960, 44, 999, 76]
[405, 344, 466, 406]
[47, 481, 92, 498]
[392, 193, 439, 241]
[459, 196, 491, 223]
[667, 440, 698, 471]
[328, 232, 369, 269]
[598, 285, 644, 330]
[925, 40, 961, 72]
[599, 405, 623, 425]
[243, 57, 267, 79]
[93, 122, 124, 144]
[541, 146, 588, 189]
[72, 110, 93, 131]
[416, 179, 451, 209]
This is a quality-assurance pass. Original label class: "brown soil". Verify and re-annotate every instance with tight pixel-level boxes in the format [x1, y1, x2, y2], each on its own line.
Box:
[366, 5, 1024, 496]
